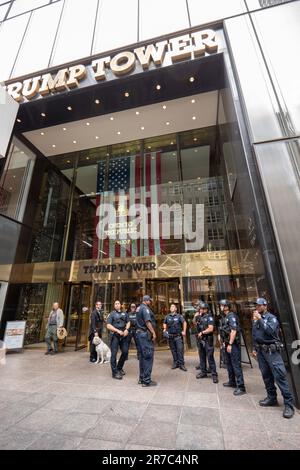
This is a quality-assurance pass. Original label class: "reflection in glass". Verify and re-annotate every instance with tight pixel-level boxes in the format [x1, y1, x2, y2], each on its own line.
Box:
[50, 0, 98, 66]
[0, 13, 30, 81]
[12, 2, 63, 77]
[8, 0, 50, 18]
[0, 138, 36, 222]
[93, 0, 138, 54]
[139, 0, 189, 40]
[188, 0, 245, 26]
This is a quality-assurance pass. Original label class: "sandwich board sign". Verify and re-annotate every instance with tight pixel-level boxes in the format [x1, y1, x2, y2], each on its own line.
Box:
[4, 321, 26, 350]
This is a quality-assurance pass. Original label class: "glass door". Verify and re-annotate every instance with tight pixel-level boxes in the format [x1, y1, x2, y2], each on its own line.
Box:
[65, 283, 92, 350]
[146, 278, 181, 348]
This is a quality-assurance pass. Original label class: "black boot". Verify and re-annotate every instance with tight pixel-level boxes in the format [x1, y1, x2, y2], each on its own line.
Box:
[259, 397, 278, 407]
[171, 363, 178, 369]
[196, 372, 207, 379]
[233, 388, 246, 396]
[223, 381, 236, 388]
[179, 365, 187, 371]
[283, 405, 294, 419]
[212, 376, 219, 384]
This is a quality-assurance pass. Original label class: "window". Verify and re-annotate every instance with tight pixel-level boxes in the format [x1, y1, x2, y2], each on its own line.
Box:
[139, 0, 189, 41]
[93, 0, 138, 54]
[50, 0, 97, 66]
[8, 0, 50, 18]
[12, 1, 63, 77]
[0, 13, 30, 81]
[188, 0, 245, 26]
[0, 138, 36, 222]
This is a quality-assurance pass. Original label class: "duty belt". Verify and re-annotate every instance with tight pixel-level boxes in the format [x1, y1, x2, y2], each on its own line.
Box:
[168, 333, 182, 338]
[258, 342, 282, 353]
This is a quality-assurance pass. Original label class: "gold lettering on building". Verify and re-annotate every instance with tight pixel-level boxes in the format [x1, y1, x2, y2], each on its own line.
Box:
[5, 28, 219, 102]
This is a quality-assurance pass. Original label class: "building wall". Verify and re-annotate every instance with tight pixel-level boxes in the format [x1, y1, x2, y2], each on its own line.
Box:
[0, 0, 295, 82]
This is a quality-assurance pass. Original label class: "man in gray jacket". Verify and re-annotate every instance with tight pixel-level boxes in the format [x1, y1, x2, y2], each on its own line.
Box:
[45, 302, 64, 355]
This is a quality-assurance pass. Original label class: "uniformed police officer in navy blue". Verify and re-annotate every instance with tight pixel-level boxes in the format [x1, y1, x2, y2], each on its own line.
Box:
[194, 301, 218, 383]
[163, 303, 187, 371]
[106, 300, 130, 380]
[252, 298, 294, 419]
[136, 295, 157, 387]
[219, 299, 246, 395]
[127, 302, 139, 359]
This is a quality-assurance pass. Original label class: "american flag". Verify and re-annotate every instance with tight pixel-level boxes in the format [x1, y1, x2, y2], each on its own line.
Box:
[93, 152, 162, 259]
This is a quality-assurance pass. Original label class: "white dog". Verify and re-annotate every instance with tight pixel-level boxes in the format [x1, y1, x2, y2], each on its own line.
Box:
[92, 333, 111, 364]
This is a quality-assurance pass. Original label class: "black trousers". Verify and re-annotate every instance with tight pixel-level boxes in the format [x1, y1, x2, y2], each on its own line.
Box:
[199, 337, 217, 377]
[110, 333, 129, 376]
[136, 330, 154, 384]
[89, 328, 102, 360]
[127, 329, 140, 358]
[169, 335, 184, 366]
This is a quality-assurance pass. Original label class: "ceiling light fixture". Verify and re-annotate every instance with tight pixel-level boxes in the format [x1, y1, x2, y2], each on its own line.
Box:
[117, 131, 121, 135]
[63, 127, 67, 131]
[191, 99, 196, 103]
[73, 140, 77, 144]
[17, 118, 21, 123]
[67, 160, 71, 163]
[52, 144, 56, 148]
[95, 99, 100, 104]
[141, 126, 145, 130]
[86, 122, 90, 126]
[136, 111, 140, 115]
[166, 122, 170, 126]
[194, 137, 198, 141]
[67, 106, 72, 111]
[189, 77, 195, 82]
[156, 84, 161, 90]
[110, 117, 114, 121]
[41, 112, 46, 117]
[40, 132, 45, 136]
[162, 105, 167, 110]
[95, 136, 99, 139]
[192, 116, 196, 120]
[124, 92, 130, 97]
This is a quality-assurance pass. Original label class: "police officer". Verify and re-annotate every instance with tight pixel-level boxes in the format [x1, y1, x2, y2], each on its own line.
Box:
[219, 299, 246, 395]
[194, 301, 218, 383]
[127, 302, 139, 359]
[106, 300, 130, 380]
[136, 295, 157, 387]
[252, 298, 294, 419]
[163, 303, 187, 371]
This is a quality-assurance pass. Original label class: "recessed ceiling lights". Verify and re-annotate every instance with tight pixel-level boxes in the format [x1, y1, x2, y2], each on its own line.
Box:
[189, 77, 195, 82]
[170, 141, 174, 145]
[197, 177, 201, 180]
[148, 146, 151, 149]
[126, 150, 130, 153]
[191, 99, 196, 103]
[141, 126, 145, 130]
[156, 84, 161, 90]
[95, 136, 99, 140]
[166, 122, 170, 126]
[40, 132, 45, 136]
[194, 149, 198, 152]
[67, 106, 72, 111]
[110, 117, 114, 121]
[86, 157, 90, 160]
[17, 118, 21, 123]
[41, 112, 46, 117]
[162, 105, 167, 110]
[106, 153, 109, 157]
[172, 153, 176, 156]
[73, 140, 77, 144]
[168, 181, 172, 184]
[193, 137, 198, 141]
[52, 144, 56, 148]
[117, 131, 121, 135]
[67, 160, 71, 163]
[95, 99, 100, 104]
[86, 122, 90, 126]
[124, 92, 130, 97]
[192, 116, 196, 120]
[136, 111, 140, 115]
[63, 127, 67, 131]
[13, 175, 16, 179]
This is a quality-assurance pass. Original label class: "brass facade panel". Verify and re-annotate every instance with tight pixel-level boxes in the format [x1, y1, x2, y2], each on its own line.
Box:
[6, 250, 261, 284]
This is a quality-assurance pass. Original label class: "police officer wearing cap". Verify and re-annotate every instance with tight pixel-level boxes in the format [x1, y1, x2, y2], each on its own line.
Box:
[252, 298, 294, 419]
[163, 303, 187, 371]
[106, 300, 130, 380]
[194, 301, 218, 383]
[136, 295, 157, 387]
[219, 299, 246, 395]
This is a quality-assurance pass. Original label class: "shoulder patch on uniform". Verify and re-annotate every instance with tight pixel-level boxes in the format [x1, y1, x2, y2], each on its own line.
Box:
[272, 318, 277, 323]
[146, 309, 150, 313]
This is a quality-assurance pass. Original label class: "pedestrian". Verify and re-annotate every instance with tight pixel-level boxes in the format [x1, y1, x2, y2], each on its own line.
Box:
[219, 299, 246, 395]
[45, 302, 64, 355]
[88, 300, 104, 363]
[135, 295, 157, 387]
[163, 303, 187, 371]
[252, 298, 294, 418]
[106, 300, 130, 380]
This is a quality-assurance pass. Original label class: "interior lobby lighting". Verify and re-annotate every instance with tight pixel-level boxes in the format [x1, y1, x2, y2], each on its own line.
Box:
[63, 127, 67, 131]
[141, 126, 145, 130]
[67, 160, 71, 163]
[162, 105, 167, 110]
[95, 136, 99, 140]
[194, 137, 198, 141]
[52, 144, 56, 148]
[86, 122, 90, 126]
[95, 99, 100, 104]
[189, 77, 195, 82]
[40, 132, 45, 136]
[17, 118, 21, 123]
[41, 113, 46, 117]
[67, 106, 72, 111]
[191, 99, 196, 103]
[73, 140, 77, 144]
[166, 122, 170, 126]
[156, 84, 161, 90]
[124, 92, 130, 97]
[192, 116, 196, 120]
[170, 141, 174, 145]
[117, 131, 121, 135]
[136, 111, 140, 115]
[86, 157, 90, 160]
[110, 117, 114, 121]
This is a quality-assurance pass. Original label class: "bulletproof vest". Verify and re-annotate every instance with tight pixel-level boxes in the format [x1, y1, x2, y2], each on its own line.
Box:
[198, 313, 213, 336]
[166, 314, 182, 334]
[110, 310, 127, 330]
[219, 312, 240, 343]
[128, 312, 137, 329]
[195, 314, 206, 333]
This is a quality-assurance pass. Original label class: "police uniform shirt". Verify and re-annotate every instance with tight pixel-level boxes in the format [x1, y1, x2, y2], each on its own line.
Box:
[128, 311, 137, 329]
[163, 313, 185, 335]
[252, 312, 280, 346]
[136, 303, 155, 330]
[107, 310, 129, 331]
[224, 312, 240, 342]
[201, 313, 214, 336]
